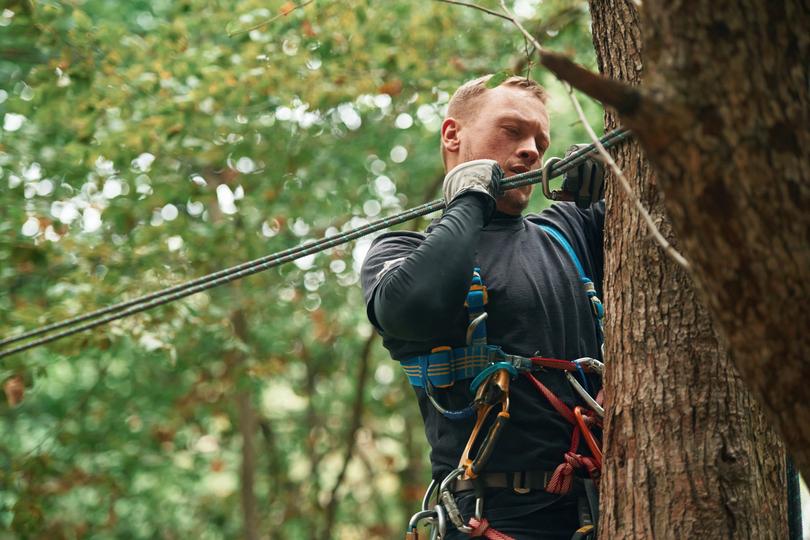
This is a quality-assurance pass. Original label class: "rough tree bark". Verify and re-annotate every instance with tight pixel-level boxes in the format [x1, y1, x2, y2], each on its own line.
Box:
[639, 0, 810, 480]
[587, 1, 788, 537]
[543, 0, 810, 478]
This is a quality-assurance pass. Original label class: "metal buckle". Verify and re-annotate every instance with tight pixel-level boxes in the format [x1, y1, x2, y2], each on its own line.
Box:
[512, 471, 530, 494]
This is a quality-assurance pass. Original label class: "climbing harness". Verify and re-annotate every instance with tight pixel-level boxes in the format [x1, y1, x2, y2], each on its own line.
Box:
[540, 224, 605, 342]
[0, 130, 632, 360]
[403, 226, 606, 539]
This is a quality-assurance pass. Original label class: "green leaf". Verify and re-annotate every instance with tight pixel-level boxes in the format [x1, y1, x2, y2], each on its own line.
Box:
[486, 70, 510, 88]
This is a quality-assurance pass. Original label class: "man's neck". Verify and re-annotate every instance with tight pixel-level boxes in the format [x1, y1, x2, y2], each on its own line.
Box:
[492, 210, 522, 219]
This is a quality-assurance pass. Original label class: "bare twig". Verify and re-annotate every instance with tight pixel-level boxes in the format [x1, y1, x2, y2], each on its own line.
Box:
[321, 333, 376, 538]
[496, 1, 543, 51]
[499, 0, 690, 269]
[522, 35, 532, 79]
[229, 0, 314, 37]
[567, 89, 691, 269]
[509, 6, 582, 80]
[434, 0, 512, 22]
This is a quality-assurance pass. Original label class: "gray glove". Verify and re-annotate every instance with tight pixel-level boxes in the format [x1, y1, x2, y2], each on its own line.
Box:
[561, 144, 605, 209]
[442, 159, 504, 207]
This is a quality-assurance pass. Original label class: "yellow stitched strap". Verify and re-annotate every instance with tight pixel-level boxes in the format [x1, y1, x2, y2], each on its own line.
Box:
[576, 525, 594, 533]
[429, 347, 454, 387]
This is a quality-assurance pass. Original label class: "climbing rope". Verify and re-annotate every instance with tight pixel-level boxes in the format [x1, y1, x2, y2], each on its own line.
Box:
[0, 129, 631, 360]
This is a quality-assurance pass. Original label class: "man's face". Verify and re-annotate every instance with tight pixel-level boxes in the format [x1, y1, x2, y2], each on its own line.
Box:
[446, 86, 550, 215]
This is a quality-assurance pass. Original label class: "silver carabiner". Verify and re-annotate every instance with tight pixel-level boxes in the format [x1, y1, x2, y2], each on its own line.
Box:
[565, 371, 604, 418]
[437, 466, 487, 535]
[407, 509, 437, 537]
[421, 479, 439, 512]
[541, 156, 563, 201]
[429, 504, 447, 540]
[574, 357, 604, 376]
[465, 312, 488, 346]
[439, 467, 473, 533]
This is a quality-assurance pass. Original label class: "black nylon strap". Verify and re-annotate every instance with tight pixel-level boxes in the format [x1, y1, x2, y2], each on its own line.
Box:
[451, 470, 562, 493]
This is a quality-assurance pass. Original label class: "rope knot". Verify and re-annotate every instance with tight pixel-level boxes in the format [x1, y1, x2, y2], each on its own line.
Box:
[468, 517, 490, 537]
[546, 452, 583, 494]
[467, 517, 516, 540]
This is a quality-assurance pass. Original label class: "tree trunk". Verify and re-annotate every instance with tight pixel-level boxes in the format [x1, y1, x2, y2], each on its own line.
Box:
[641, 0, 810, 480]
[588, 1, 788, 537]
[231, 309, 260, 540]
[237, 390, 260, 540]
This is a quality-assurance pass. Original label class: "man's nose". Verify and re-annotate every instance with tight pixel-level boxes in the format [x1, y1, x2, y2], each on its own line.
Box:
[517, 139, 540, 166]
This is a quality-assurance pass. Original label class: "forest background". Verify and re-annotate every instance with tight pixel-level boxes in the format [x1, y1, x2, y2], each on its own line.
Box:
[0, 0, 807, 538]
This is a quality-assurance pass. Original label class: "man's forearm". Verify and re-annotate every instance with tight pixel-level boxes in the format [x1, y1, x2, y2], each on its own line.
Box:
[373, 193, 488, 341]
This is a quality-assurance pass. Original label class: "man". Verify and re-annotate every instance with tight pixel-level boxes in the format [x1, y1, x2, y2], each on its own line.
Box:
[361, 75, 604, 539]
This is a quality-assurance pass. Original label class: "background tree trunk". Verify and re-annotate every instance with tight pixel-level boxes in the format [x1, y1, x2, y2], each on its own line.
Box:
[231, 308, 260, 540]
[639, 0, 810, 480]
[588, 1, 788, 537]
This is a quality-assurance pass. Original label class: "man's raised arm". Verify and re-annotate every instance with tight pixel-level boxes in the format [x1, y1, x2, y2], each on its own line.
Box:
[361, 161, 503, 341]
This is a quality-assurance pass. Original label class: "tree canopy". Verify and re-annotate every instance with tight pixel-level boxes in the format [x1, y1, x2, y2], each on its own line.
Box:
[0, 1, 606, 537]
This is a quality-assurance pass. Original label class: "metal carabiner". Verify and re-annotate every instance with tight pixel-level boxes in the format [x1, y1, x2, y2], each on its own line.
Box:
[439, 468, 471, 532]
[574, 357, 604, 376]
[406, 509, 437, 540]
[429, 504, 447, 540]
[438, 467, 481, 535]
[565, 371, 604, 418]
[421, 479, 439, 512]
[423, 377, 476, 421]
[541, 156, 563, 201]
[459, 369, 511, 478]
[465, 312, 488, 346]
[574, 405, 603, 468]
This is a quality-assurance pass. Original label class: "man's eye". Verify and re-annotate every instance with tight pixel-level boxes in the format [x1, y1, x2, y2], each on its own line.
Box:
[503, 126, 519, 136]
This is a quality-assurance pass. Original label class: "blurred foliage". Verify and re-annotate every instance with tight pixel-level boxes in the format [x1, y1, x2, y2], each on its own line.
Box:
[0, 0, 602, 538]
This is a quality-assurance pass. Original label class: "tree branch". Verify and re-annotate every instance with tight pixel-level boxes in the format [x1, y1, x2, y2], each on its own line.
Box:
[434, 0, 512, 22]
[567, 88, 691, 269]
[228, 0, 314, 37]
[510, 6, 584, 76]
[321, 333, 376, 538]
[499, 0, 690, 270]
[539, 50, 642, 115]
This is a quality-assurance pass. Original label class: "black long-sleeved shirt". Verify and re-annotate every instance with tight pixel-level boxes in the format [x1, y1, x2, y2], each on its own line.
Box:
[361, 193, 604, 478]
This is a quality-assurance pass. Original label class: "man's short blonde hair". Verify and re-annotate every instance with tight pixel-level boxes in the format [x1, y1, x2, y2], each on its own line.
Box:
[442, 75, 548, 167]
[447, 74, 547, 121]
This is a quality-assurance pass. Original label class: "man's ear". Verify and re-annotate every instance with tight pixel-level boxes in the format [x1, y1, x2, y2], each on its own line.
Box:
[441, 117, 461, 155]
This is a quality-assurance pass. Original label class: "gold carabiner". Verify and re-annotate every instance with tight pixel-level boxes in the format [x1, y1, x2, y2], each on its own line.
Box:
[458, 369, 511, 479]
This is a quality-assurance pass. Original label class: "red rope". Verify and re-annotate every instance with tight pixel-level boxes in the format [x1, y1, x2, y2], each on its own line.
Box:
[525, 373, 602, 494]
[467, 517, 516, 540]
[525, 373, 575, 423]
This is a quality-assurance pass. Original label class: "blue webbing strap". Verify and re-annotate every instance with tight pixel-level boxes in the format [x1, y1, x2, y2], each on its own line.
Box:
[541, 225, 587, 279]
[400, 268, 492, 393]
[539, 224, 605, 346]
[466, 267, 488, 345]
[400, 344, 498, 388]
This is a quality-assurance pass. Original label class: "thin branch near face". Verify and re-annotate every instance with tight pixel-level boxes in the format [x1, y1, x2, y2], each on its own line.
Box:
[510, 6, 581, 77]
[434, 0, 513, 22]
[522, 35, 533, 80]
[498, 0, 690, 269]
[229, 0, 314, 37]
[567, 89, 691, 269]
